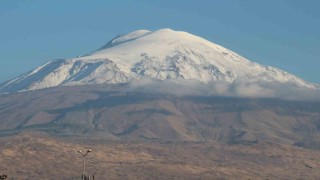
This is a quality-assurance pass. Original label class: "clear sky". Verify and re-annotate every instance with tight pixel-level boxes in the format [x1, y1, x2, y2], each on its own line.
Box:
[0, 0, 319, 83]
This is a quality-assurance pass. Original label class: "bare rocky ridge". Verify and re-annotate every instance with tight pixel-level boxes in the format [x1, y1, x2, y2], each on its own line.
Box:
[1, 85, 320, 149]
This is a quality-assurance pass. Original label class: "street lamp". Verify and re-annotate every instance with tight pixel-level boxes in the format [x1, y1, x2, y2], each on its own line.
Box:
[78, 149, 92, 180]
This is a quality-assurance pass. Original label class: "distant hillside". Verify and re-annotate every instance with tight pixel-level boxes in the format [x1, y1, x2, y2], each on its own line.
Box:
[1, 85, 320, 149]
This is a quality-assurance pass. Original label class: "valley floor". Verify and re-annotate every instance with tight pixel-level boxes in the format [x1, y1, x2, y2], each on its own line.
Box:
[0, 133, 319, 179]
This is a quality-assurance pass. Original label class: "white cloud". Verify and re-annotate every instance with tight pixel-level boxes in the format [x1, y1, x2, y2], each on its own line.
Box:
[123, 78, 320, 101]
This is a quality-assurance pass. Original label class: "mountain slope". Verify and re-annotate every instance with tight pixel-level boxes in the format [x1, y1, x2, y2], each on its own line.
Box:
[0, 29, 316, 93]
[1, 85, 320, 149]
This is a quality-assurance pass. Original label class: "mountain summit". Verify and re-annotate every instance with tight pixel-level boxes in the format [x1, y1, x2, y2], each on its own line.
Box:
[0, 29, 316, 93]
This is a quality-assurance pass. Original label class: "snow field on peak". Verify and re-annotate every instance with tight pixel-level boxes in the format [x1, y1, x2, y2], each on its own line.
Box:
[0, 28, 317, 94]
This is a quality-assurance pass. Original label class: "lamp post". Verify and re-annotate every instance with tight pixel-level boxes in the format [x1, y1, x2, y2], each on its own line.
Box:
[78, 149, 92, 180]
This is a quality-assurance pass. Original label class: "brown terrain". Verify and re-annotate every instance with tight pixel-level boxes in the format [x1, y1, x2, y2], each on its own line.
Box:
[1, 133, 320, 179]
[0, 85, 320, 179]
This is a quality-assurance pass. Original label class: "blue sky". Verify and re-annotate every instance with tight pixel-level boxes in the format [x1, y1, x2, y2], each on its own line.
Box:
[0, 0, 319, 83]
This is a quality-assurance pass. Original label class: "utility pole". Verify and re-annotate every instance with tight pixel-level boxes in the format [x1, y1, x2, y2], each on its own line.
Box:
[78, 149, 92, 180]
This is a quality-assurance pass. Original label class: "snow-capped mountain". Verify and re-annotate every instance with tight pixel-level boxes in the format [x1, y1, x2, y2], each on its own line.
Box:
[0, 28, 316, 93]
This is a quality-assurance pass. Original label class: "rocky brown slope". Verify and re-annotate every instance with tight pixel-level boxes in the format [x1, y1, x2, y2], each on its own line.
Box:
[0, 85, 320, 149]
